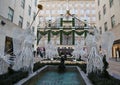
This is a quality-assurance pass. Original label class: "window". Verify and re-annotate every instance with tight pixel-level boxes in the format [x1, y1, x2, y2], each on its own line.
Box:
[98, 11, 101, 20]
[19, 16, 23, 28]
[92, 17, 96, 21]
[103, 4, 106, 15]
[86, 10, 90, 14]
[52, 17, 55, 21]
[119, 0, 120, 6]
[34, 0, 37, 6]
[80, 4, 84, 7]
[32, 26, 35, 32]
[21, 0, 25, 9]
[86, 4, 90, 7]
[92, 3, 95, 7]
[28, 5, 31, 16]
[111, 15, 115, 28]
[86, 17, 90, 21]
[109, 0, 113, 7]
[104, 22, 108, 31]
[80, 10, 84, 14]
[80, 17, 84, 20]
[74, 10, 78, 14]
[46, 4, 50, 7]
[8, 7, 14, 22]
[52, 5, 55, 8]
[99, 27, 102, 34]
[40, 11, 44, 14]
[92, 10, 95, 14]
[98, 0, 100, 6]
[5, 36, 13, 55]
[33, 12, 36, 20]
[75, 4, 78, 7]
[26, 21, 30, 28]
[46, 10, 50, 14]
[51, 10, 55, 14]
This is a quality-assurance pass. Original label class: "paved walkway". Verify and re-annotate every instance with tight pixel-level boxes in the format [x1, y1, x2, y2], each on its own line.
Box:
[108, 59, 120, 80]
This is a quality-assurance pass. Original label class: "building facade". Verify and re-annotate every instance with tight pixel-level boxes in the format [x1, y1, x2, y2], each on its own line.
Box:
[0, 0, 39, 52]
[37, 0, 96, 56]
[95, 0, 120, 58]
[37, 11, 93, 56]
[38, 0, 96, 28]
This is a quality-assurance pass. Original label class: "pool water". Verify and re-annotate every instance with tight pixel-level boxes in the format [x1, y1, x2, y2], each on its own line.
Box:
[35, 71, 81, 85]
[23, 66, 85, 85]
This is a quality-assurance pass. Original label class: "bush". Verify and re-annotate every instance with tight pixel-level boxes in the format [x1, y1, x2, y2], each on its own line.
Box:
[33, 62, 45, 72]
[0, 70, 28, 85]
[88, 71, 120, 85]
[87, 55, 120, 85]
[102, 55, 110, 78]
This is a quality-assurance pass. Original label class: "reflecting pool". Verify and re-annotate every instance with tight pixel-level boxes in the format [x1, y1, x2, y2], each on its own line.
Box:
[23, 66, 85, 85]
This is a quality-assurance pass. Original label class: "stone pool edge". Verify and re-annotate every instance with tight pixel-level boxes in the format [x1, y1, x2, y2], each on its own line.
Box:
[76, 66, 93, 85]
[14, 65, 48, 85]
[14, 65, 93, 85]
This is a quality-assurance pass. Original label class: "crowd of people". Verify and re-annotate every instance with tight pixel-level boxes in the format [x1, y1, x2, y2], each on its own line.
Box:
[36, 47, 45, 58]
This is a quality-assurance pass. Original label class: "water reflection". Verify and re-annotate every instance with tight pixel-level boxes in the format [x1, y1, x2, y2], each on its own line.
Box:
[35, 71, 81, 85]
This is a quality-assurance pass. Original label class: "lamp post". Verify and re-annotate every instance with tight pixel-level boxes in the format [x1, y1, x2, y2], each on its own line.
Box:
[29, 4, 43, 57]
[29, 4, 43, 28]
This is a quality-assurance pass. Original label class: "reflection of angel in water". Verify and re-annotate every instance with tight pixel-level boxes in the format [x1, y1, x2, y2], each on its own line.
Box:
[13, 28, 35, 73]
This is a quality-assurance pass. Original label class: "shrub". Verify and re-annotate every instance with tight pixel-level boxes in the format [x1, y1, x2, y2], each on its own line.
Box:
[33, 62, 45, 72]
[101, 55, 110, 79]
[0, 70, 28, 85]
[88, 71, 120, 85]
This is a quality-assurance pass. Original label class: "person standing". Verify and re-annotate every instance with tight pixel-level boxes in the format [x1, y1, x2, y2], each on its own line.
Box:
[116, 47, 119, 61]
[118, 48, 120, 59]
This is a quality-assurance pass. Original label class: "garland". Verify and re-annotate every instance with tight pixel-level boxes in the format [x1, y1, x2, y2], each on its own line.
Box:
[39, 31, 48, 35]
[51, 31, 60, 35]
[38, 30, 88, 44]
[38, 30, 86, 36]
[62, 30, 72, 35]
[75, 30, 85, 35]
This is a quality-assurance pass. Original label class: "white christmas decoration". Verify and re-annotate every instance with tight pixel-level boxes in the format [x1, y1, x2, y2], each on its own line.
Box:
[13, 28, 35, 74]
[72, 42, 81, 60]
[85, 33, 96, 54]
[101, 31, 115, 60]
[45, 41, 58, 60]
[86, 46, 103, 74]
[0, 53, 9, 75]
[72, 39, 87, 60]
[85, 28, 103, 74]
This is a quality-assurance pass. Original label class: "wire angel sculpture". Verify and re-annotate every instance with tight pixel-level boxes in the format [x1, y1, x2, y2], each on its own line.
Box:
[12, 28, 35, 74]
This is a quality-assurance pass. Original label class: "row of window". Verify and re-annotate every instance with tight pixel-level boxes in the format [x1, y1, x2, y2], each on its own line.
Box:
[98, 0, 114, 21]
[40, 10, 95, 15]
[46, 3, 95, 8]
[8, 7, 36, 29]
[99, 15, 115, 34]
[21, 0, 37, 9]
[21, 0, 37, 16]
[98, 0, 113, 8]
[39, 16, 96, 22]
